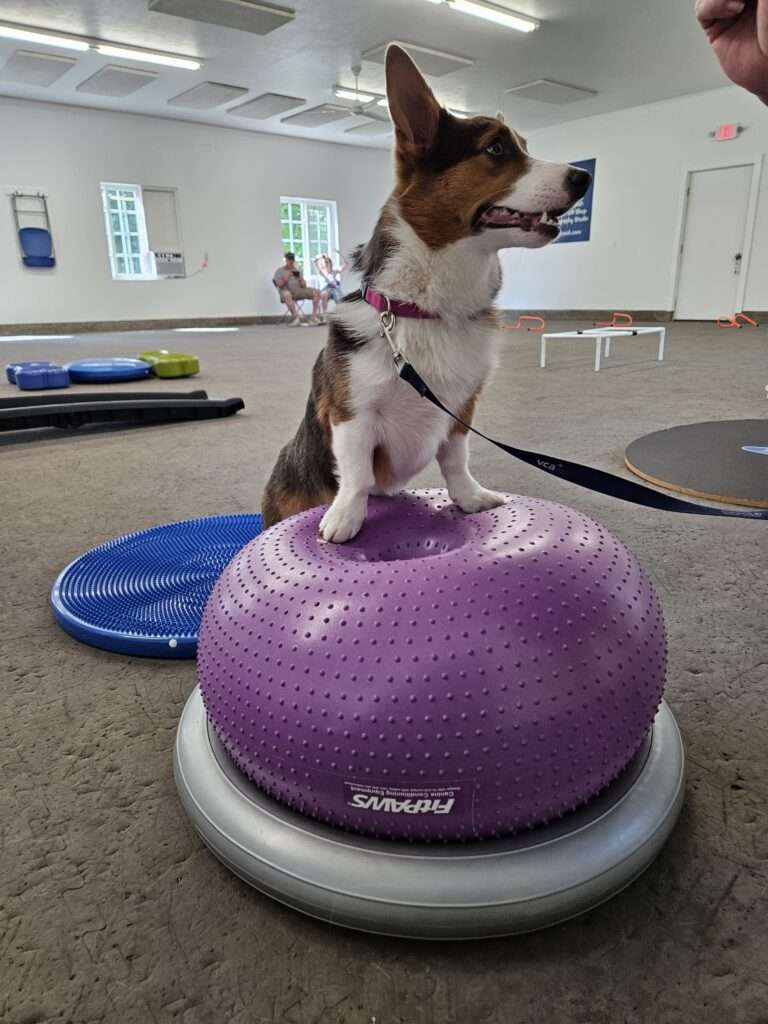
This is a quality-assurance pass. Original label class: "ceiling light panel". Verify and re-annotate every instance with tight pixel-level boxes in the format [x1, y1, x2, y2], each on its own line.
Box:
[0, 23, 90, 51]
[281, 104, 351, 127]
[449, 0, 539, 32]
[0, 49, 77, 86]
[168, 81, 248, 108]
[362, 40, 473, 77]
[227, 92, 305, 118]
[0, 21, 200, 68]
[148, 0, 294, 35]
[333, 86, 382, 105]
[505, 79, 597, 103]
[77, 65, 159, 97]
[95, 45, 200, 70]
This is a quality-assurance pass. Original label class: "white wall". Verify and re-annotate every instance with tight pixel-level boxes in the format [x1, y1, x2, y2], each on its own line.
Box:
[499, 85, 768, 313]
[0, 97, 392, 325]
[5, 86, 768, 324]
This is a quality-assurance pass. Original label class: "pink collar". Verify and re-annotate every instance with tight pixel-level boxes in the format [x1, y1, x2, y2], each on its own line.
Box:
[362, 283, 439, 320]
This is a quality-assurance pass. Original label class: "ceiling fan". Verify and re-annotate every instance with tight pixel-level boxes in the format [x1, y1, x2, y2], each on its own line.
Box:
[336, 65, 391, 124]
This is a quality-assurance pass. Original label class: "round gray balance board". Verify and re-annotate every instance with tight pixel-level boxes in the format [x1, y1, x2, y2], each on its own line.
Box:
[626, 419, 768, 509]
[175, 688, 685, 940]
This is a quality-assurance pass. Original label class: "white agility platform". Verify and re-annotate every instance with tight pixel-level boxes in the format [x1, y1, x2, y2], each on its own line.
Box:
[540, 326, 667, 372]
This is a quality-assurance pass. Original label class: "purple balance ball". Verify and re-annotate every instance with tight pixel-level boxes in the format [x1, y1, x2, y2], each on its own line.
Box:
[197, 489, 666, 843]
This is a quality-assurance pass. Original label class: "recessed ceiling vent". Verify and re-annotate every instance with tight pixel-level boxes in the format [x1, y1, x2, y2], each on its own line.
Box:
[148, 0, 294, 35]
[0, 49, 77, 87]
[281, 104, 350, 128]
[228, 92, 305, 118]
[505, 79, 597, 104]
[362, 40, 473, 77]
[345, 120, 392, 137]
[76, 65, 158, 97]
[168, 82, 248, 108]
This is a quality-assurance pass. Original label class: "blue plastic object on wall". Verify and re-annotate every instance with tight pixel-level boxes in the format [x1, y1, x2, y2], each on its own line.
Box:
[51, 514, 263, 657]
[66, 358, 153, 383]
[18, 227, 56, 268]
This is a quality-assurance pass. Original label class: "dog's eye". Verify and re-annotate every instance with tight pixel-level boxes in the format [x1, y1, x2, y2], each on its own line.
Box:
[486, 141, 504, 158]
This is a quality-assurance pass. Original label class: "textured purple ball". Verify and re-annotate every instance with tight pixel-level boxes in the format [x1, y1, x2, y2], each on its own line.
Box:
[198, 490, 666, 842]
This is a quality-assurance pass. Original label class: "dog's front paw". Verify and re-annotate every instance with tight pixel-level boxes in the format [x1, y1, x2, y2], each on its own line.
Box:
[453, 487, 507, 514]
[319, 498, 366, 543]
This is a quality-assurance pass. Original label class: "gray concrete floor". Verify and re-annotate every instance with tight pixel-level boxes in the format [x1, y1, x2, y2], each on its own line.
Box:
[2, 321, 767, 1024]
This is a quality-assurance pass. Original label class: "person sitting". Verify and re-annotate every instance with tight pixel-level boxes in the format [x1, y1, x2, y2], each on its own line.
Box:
[313, 251, 348, 308]
[273, 253, 325, 327]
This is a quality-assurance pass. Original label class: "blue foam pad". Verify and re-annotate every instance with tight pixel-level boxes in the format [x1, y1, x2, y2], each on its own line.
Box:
[16, 364, 70, 390]
[51, 514, 263, 658]
[7, 360, 57, 384]
[66, 358, 153, 383]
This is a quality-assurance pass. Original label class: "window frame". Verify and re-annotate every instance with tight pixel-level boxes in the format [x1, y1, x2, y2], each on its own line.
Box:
[279, 196, 340, 289]
[100, 182, 156, 282]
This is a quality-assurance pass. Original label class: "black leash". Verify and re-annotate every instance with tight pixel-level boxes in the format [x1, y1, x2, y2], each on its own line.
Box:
[397, 361, 768, 522]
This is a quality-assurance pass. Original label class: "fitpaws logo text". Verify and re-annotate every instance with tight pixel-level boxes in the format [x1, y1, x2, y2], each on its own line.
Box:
[348, 793, 455, 815]
[344, 781, 461, 816]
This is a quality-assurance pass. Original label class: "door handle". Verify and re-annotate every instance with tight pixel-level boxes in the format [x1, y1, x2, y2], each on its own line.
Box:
[735, 252, 743, 275]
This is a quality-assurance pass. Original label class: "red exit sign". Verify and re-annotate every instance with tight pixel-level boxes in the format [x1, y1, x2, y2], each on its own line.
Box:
[713, 123, 743, 141]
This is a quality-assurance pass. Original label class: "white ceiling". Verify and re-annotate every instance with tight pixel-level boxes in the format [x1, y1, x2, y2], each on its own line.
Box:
[0, 0, 734, 148]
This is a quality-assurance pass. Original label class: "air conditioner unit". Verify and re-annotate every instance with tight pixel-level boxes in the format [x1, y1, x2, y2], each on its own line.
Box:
[152, 250, 187, 279]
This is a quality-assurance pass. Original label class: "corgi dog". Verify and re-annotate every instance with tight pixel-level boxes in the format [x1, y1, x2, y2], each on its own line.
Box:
[262, 44, 590, 542]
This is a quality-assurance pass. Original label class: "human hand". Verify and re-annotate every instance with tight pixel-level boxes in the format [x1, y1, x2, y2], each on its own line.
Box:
[696, 0, 768, 102]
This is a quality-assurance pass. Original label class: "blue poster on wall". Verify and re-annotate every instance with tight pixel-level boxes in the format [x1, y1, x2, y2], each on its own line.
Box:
[555, 158, 596, 244]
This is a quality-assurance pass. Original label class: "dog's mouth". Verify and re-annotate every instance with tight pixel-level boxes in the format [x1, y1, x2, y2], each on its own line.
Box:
[474, 204, 567, 237]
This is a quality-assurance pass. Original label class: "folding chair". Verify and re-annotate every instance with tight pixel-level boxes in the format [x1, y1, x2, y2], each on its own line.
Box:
[273, 278, 310, 324]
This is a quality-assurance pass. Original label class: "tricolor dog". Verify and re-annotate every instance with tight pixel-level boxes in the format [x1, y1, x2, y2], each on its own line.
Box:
[262, 44, 590, 541]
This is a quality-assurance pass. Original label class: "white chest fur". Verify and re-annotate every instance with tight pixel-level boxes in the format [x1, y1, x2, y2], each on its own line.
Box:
[315, 203, 513, 542]
[335, 300, 498, 489]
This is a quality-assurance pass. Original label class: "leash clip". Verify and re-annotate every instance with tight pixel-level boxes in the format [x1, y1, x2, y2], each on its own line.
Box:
[379, 309, 396, 335]
[378, 308, 405, 371]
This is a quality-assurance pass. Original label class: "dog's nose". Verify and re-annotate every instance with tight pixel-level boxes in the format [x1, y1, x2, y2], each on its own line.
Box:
[566, 166, 591, 199]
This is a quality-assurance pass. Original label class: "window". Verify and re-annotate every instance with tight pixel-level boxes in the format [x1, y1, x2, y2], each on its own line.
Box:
[279, 197, 339, 288]
[100, 183, 154, 280]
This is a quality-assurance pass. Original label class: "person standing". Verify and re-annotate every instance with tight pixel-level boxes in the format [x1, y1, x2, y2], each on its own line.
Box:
[696, 0, 768, 102]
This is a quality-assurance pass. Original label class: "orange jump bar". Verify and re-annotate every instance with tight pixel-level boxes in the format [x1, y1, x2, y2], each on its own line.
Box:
[506, 315, 546, 332]
[716, 312, 760, 329]
[594, 312, 633, 328]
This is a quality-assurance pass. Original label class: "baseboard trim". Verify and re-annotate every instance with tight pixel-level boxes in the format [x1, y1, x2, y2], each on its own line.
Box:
[0, 315, 283, 336]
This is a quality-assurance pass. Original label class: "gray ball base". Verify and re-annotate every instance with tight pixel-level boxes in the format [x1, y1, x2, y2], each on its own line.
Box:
[175, 687, 685, 941]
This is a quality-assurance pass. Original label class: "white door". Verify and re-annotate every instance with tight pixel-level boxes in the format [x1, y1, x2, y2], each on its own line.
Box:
[675, 164, 753, 320]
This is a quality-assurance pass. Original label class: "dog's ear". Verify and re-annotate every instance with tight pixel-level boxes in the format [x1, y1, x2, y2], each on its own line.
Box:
[385, 44, 441, 151]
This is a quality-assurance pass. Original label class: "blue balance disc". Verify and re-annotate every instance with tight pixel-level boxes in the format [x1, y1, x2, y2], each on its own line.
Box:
[66, 358, 152, 383]
[51, 514, 263, 658]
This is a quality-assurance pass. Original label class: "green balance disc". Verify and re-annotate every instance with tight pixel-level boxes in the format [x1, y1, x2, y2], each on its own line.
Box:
[138, 349, 200, 378]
